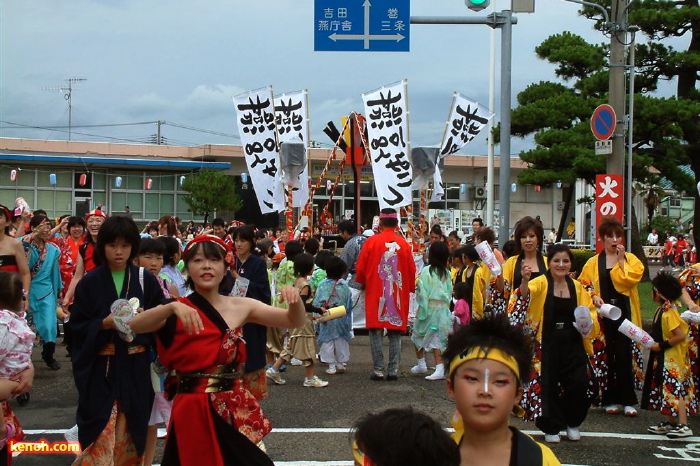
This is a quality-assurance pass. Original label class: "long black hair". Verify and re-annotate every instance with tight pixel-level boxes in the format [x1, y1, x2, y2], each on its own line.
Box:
[427, 240, 449, 281]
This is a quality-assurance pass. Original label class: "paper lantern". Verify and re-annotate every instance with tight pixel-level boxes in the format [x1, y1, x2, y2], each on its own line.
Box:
[180, 175, 186, 186]
[115, 176, 123, 188]
[9, 170, 17, 182]
[145, 178, 153, 190]
[79, 173, 87, 186]
[460, 183, 467, 194]
[241, 173, 248, 184]
[535, 185, 541, 193]
[556, 180, 562, 189]
[49, 173, 57, 186]
[510, 183, 517, 193]
[326, 179, 332, 191]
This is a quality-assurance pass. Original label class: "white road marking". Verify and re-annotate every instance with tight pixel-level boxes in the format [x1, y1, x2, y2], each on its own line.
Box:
[22, 427, 700, 443]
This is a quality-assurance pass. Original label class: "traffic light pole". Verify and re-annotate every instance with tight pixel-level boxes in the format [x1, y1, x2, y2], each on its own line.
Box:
[411, 12, 517, 244]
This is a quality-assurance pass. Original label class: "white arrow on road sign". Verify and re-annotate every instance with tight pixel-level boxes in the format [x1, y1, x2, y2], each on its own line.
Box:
[327, 0, 405, 50]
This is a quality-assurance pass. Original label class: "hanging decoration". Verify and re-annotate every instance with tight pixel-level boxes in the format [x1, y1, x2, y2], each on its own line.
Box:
[9, 169, 18, 182]
[79, 173, 87, 187]
[115, 176, 123, 188]
[49, 173, 57, 186]
[511, 183, 517, 193]
[180, 175, 186, 186]
[145, 178, 153, 190]
[535, 185, 541, 193]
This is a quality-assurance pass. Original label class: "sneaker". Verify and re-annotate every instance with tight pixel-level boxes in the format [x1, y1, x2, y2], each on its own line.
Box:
[666, 424, 693, 439]
[303, 376, 329, 387]
[325, 364, 337, 375]
[370, 371, 384, 381]
[544, 434, 560, 443]
[604, 404, 622, 414]
[336, 363, 346, 374]
[411, 363, 428, 375]
[265, 367, 286, 385]
[648, 421, 676, 434]
[623, 406, 638, 417]
[64, 424, 79, 442]
[291, 358, 303, 366]
[566, 426, 580, 441]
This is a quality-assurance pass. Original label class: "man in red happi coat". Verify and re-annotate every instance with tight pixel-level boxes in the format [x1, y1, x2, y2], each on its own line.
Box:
[355, 208, 416, 381]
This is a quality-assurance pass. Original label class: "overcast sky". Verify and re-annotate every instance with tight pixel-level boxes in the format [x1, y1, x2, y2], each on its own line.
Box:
[0, 0, 680, 156]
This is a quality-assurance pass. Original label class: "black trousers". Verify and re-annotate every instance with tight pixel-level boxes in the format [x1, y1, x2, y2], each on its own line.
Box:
[601, 316, 638, 407]
[536, 328, 591, 435]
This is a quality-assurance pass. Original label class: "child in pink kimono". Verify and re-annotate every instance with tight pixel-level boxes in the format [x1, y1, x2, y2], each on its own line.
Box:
[0, 271, 35, 449]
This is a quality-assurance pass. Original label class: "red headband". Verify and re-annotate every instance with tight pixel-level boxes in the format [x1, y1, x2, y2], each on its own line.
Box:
[379, 212, 398, 219]
[85, 208, 107, 221]
[183, 234, 230, 260]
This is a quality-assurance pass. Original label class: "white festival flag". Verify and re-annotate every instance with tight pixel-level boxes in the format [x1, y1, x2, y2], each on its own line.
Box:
[362, 80, 412, 210]
[233, 86, 285, 213]
[439, 93, 494, 158]
[275, 90, 310, 208]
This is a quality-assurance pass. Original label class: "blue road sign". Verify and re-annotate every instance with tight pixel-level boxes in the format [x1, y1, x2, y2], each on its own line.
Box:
[314, 0, 410, 52]
[591, 104, 616, 141]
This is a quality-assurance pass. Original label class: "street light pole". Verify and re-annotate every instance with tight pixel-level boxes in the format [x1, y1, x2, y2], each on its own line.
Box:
[410, 11, 517, 244]
[486, 1, 497, 230]
[497, 10, 513, 244]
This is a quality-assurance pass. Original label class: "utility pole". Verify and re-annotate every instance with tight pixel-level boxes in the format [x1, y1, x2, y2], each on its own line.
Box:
[43, 77, 87, 141]
[608, 0, 627, 177]
[566, 0, 636, 245]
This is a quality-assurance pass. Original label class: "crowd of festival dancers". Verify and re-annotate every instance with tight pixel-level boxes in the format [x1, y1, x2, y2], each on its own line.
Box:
[0, 201, 698, 465]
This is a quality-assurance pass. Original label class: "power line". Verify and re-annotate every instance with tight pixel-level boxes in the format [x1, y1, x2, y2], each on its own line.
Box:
[1, 119, 244, 146]
[162, 121, 240, 139]
[0, 120, 158, 130]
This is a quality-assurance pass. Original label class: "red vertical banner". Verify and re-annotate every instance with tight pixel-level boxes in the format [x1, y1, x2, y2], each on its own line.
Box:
[595, 174, 624, 253]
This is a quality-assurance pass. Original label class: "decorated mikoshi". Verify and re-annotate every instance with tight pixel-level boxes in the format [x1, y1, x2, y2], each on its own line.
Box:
[301, 117, 352, 230]
[286, 185, 294, 238]
[419, 189, 427, 251]
[320, 155, 348, 232]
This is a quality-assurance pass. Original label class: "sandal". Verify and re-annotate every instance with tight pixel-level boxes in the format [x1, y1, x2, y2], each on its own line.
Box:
[624, 406, 638, 417]
[0, 423, 16, 450]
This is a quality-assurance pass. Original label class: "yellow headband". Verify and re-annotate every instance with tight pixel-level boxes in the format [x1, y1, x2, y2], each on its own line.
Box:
[352, 441, 374, 466]
[448, 346, 521, 381]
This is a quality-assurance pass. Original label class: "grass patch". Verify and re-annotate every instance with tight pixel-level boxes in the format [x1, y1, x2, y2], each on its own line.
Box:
[638, 281, 656, 320]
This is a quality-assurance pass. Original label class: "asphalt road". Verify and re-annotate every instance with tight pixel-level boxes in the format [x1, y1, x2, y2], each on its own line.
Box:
[9, 330, 700, 466]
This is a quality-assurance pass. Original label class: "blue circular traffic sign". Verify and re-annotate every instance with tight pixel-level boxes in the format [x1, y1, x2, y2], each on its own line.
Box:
[591, 104, 616, 141]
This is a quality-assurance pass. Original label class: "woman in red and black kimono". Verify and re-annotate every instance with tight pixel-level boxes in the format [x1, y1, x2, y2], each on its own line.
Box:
[131, 235, 306, 465]
[0, 204, 30, 297]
